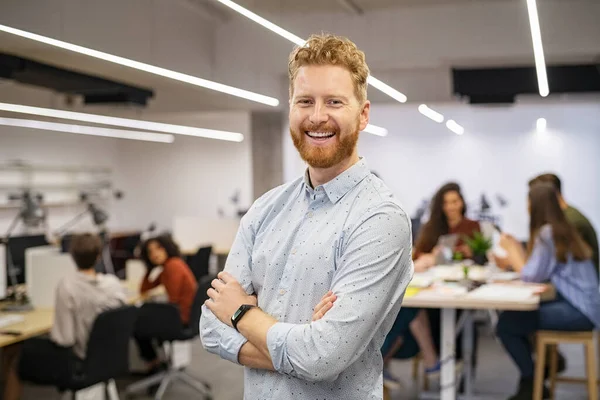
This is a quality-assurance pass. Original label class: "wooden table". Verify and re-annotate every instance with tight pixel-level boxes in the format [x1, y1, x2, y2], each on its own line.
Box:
[0, 282, 164, 348]
[401, 277, 555, 400]
[0, 309, 54, 348]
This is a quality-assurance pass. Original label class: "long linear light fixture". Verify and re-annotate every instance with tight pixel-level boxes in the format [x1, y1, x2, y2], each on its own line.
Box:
[418, 104, 444, 123]
[0, 102, 244, 142]
[525, 0, 549, 97]
[364, 124, 387, 137]
[216, 0, 471, 136]
[215, 0, 408, 104]
[446, 120, 464, 135]
[0, 23, 279, 107]
[0, 117, 175, 143]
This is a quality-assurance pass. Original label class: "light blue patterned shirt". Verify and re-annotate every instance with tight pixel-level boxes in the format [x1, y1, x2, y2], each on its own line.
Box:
[521, 224, 600, 327]
[200, 158, 414, 399]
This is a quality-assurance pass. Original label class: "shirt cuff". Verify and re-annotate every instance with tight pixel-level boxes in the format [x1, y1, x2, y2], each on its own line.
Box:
[219, 330, 249, 365]
[266, 322, 296, 374]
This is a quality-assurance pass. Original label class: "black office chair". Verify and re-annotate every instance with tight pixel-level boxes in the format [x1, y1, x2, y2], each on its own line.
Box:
[19, 305, 139, 399]
[187, 246, 212, 282]
[126, 276, 213, 400]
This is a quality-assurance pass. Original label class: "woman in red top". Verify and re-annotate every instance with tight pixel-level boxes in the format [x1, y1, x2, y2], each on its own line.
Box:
[413, 182, 481, 271]
[381, 183, 482, 386]
[135, 234, 198, 372]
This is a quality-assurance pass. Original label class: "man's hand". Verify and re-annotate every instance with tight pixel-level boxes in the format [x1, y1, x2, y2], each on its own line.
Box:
[205, 271, 257, 328]
[312, 291, 337, 321]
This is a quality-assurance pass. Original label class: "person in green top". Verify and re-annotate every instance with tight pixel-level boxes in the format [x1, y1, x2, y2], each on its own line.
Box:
[525, 173, 600, 377]
[528, 173, 599, 275]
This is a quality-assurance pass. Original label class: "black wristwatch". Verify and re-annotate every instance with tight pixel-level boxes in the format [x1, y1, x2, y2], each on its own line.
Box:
[231, 304, 256, 332]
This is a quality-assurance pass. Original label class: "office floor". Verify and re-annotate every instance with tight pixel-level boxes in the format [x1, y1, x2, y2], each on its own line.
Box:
[20, 332, 591, 400]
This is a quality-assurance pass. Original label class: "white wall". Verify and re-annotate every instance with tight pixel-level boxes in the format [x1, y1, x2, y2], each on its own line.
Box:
[0, 125, 126, 237]
[0, 111, 253, 236]
[113, 111, 253, 232]
[283, 101, 600, 239]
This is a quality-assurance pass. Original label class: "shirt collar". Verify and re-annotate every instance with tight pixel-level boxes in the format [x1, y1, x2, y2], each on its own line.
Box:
[303, 158, 371, 204]
[76, 270, 101, 282]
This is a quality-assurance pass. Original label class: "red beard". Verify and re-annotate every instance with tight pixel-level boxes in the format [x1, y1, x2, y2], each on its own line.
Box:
[290, 121, 359, 169]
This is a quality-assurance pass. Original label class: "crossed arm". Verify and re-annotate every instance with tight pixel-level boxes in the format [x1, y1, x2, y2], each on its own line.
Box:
[206, 283, 336, 371]
[200, 204, 412, 382]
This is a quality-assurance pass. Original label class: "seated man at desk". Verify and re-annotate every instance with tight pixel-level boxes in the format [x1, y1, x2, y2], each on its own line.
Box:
[134, 234, 197, 374]
[3, 233, 126, 400]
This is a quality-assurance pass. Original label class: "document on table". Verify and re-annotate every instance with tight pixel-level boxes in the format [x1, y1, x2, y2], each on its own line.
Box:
[409, 274, 435, 288]
[466, 283, 539, 301]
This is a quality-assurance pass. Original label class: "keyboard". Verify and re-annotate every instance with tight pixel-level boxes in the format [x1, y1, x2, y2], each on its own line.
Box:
[0, 314, 25, 328]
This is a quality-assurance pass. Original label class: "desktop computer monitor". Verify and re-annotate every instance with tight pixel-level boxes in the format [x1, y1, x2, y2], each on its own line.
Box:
[6, 234, 50, 286]
[60, 234, 73, 254]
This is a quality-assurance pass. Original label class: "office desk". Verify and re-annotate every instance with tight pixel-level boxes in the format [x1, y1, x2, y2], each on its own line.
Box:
[0, 309, 54, 348]
[402, 276, 554, 400]
[0, 283, 164, 348]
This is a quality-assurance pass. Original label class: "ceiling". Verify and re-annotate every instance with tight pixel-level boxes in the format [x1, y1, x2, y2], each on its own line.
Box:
[227, 0, 514, 14]
[0, 31, 277, 114]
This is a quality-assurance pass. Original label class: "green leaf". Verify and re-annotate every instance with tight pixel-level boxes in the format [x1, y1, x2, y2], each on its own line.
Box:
[462, 230, 492, 255]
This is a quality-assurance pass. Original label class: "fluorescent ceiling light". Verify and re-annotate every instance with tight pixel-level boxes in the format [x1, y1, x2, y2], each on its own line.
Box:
[525, 0, 549, 97]
[362, 124, 388, 137]
[215, 0, 306, 46]
[446, 120, 464, 135]
[367, 76, 408, 103]
[0, 117, 174, 143]
[0, 23, 279, 107]
[536, 117, 547, 132]
[215, 0, 408, 104]
[418, 104, 444, 123]
[0, 102, 244, 142]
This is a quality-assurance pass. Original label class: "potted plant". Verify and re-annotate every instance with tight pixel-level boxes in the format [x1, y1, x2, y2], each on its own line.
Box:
[463, 231, 492, 265]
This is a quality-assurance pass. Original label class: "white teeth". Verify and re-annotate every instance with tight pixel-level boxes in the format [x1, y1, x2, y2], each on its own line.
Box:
[307, 131, 335, 138]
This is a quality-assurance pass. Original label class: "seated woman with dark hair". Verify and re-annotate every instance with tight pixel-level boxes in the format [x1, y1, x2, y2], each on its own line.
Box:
[383, 182, 480, 388]
[135, 234, 198, 373]
[495, 183, 600, 400]
[413, 182, 481, 270]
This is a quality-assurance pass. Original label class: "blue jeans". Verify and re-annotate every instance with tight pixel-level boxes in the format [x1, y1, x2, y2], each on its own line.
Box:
[496, 294, 594, 378]
[381, 308, 420, 360]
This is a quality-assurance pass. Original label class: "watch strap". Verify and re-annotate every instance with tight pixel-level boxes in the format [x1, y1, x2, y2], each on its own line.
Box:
[231, 304, 256, 332]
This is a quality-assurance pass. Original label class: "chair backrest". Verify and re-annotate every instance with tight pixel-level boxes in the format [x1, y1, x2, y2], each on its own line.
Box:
[82, 305, 138, 383]
[135, 276, 211, 341]
[135, 302, 183, 340]
[188, 246, 212, 282]
[187, 275, 213, 336]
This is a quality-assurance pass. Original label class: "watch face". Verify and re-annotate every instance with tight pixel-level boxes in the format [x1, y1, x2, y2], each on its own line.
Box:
[232, 308, 243, 321]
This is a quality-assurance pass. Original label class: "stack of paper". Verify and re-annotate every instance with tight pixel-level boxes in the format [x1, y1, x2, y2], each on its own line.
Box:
[409, 275, 434, 288]
[466, 284, 538, 302]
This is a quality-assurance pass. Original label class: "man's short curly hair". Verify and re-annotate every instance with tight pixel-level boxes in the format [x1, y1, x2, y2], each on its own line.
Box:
[288, 34, 370, 104]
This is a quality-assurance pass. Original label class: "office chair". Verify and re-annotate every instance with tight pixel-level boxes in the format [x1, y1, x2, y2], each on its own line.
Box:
[19, 305, 139, 399]
[126, 276, 213, 400]
[187, 246, 212, 282]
